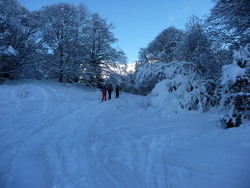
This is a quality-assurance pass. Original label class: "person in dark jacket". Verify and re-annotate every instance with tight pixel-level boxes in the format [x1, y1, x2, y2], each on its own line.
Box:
[107, 84, 113, 100]
[101, 85, 107, 102]
[115, 86, 121, 98]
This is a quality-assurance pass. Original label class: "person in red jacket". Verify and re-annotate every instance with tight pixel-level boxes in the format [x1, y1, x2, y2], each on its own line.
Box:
[101, 85, 107, 102]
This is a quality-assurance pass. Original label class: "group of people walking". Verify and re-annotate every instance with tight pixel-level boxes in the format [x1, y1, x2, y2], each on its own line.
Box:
[101, 84, 121, 102]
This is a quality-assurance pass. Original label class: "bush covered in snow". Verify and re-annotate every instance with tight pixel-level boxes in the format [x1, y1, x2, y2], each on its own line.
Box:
[145, 61, 217, 112]
[134, 62, 169, 95]
[218, 45, 250, 128]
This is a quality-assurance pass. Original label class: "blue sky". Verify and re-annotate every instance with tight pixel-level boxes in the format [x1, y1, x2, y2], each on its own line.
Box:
[18, 0, 215, 64]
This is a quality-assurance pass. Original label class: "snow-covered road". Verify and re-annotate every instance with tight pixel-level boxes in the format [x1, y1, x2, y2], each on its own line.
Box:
[0, 81, 250, 188]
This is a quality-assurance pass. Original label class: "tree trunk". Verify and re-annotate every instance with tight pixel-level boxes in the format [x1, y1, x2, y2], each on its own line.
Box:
[59, 41, 64, 83]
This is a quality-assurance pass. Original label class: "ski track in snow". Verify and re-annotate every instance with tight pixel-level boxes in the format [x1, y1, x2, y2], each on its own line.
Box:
[0, 81, 250, 188]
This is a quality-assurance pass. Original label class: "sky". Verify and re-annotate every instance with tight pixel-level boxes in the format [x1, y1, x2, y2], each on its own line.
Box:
[18, 0, 215, 64]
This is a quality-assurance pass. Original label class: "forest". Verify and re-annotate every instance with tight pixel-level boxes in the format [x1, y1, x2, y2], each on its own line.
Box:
[0, 0, 249, 128]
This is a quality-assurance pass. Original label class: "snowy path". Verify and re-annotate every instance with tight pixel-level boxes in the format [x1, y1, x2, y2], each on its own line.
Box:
[0, 81, 250, 188]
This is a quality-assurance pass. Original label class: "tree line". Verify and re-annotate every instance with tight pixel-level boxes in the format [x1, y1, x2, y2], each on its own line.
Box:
[0, 0, 126, 86]
[128, 0, 249, 128]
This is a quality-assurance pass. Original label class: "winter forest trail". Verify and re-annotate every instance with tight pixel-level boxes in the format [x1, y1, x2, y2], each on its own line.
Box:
[0, 81, 250, 188]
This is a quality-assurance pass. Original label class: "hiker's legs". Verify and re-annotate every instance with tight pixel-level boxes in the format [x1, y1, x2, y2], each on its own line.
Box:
[102, 92, 106, 101]
[108, 91, 111, 100]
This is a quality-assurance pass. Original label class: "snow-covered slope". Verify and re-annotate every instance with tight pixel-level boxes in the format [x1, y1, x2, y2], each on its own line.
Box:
[0, 80, 249, 188]
[103, 62, 136, 76]
[126, 62, 136, 74]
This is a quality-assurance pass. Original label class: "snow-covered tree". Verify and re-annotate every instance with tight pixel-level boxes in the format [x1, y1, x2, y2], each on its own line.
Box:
[38, 3, 87, 83]
[207, 0, 250, 47]
[0, 0, 42, 81]
[134, 60, 217, 111]
[138, 16, 224, 80]
[139, 26, 183, 63]
[175, 16, 217, 76]
[81, 13, 127, 87]
[218, 45, 250, 128]
[134, 62, 168, 95]
[140, 61, 217, 112]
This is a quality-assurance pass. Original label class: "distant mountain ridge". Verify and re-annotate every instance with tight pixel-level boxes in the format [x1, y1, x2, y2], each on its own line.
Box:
[102, 62, 137, 76]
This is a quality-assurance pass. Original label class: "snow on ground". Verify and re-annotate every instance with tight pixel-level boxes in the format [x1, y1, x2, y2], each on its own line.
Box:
[0, 80, 250, 188]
